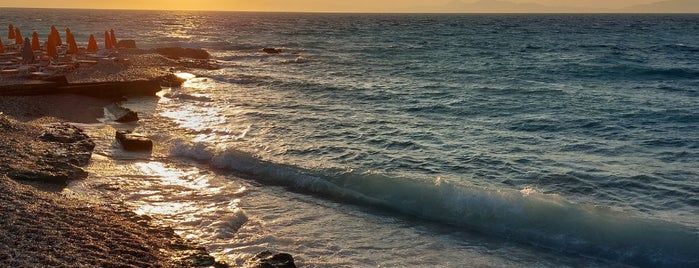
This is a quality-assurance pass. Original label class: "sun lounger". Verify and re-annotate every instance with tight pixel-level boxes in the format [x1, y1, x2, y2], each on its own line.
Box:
[28, 71, 52, 80]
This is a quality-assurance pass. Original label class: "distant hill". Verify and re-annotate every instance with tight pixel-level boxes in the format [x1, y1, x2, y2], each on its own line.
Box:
[412, 0, 697, 13]
[621, 0, 699, 13]
[431, 0, 567, 13]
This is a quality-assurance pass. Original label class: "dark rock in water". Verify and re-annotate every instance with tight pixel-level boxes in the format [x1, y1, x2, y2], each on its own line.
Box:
[115, 110, 138, 123]
[159, 73, 187, 87]
[179, 251, 222, 267]
[116, 130, 153, 151]
[246, 250, 296, 268]
[154, 47, 210, 59]
[262, 48, 282, 54]
[116, 39, 137, 49]
[105, 103, 139, 122]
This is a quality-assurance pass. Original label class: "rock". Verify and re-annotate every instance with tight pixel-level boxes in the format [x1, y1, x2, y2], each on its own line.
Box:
[39, 123, 93, 145]
[44, 75, 69, 86]
[154, 47, 210, 59]
[58, 79, 162, 98]
[1, 79, 162, 98]
[115, 110, 138, 122]
[116, 130, 153, 151]
[116, 39, 137, 49]
[245, 250, 296, 268]
[39, 123, 95, 165]
[159, 73, 187, 87]
[262, 48, 282, 54]
[105, 103, 139, 122]
[0, 118, 95, 184]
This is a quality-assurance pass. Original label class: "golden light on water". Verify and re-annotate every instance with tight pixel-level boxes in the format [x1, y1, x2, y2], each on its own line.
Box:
[161, 106, 226, 131]
[175, 72, 196, 80]
[130, 162, 223, 216]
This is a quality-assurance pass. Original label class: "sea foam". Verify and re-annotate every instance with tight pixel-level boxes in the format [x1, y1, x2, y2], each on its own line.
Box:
[169, 140, 698, 267]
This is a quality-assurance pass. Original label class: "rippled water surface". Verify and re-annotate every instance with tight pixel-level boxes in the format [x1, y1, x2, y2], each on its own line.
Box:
[4, 9, 698, 267]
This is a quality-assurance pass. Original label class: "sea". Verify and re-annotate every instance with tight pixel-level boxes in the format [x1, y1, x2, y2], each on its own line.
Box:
[2, 9, 698, 267]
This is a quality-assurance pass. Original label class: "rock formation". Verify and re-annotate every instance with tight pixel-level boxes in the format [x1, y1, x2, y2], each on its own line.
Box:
[245, 250, 296, 268]
[116, 130, 153, 151]
[0, 116, 94, 184]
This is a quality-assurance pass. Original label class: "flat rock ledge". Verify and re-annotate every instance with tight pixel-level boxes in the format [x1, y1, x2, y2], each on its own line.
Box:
[245, 250, 296, 268]
[0, 115, 94, 184]
[0, 78, 162, 98]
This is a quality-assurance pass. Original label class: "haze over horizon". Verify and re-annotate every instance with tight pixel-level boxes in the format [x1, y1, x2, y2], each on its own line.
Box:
[1, 0, 697, 13]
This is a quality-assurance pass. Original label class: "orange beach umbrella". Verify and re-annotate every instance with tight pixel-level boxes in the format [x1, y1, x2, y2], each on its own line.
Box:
[50, 26, 62, 46]
[104, 31, 113, 49]
[110, 29, 117, 47]
[0, 38, 4, 53]
[31, 31, 40, 51]
[46, 35, 57, 58]
[67, 32, 78, 54]
[87, 34, 98, 52]
[8, 24, 14, 39]
[14, 28, 23, 45]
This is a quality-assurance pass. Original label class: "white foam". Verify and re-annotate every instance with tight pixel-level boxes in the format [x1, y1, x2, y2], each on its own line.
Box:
[167, 141, 699, 267]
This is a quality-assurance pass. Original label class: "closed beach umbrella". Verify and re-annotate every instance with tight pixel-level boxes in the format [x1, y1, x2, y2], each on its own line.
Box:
[22, 37, 34, 63]
[0, 37, 5, 53]
[46, 36, 57, 58]
[110, 29, 117, 47]
[104, 31, 113, 49]
[14, 28, 23, 45]
[50, 26, 62, 46]
[8, 24, 14, 39]
[67, 32, 78, 54]
[31, 31, 40, 51]
[87, 34, 98, 52]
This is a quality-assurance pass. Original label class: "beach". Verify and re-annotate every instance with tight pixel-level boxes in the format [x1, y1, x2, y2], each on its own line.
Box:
[0, 47, 292, 267]
[0, 114, 223, 267]
[0, 46, 219, 267]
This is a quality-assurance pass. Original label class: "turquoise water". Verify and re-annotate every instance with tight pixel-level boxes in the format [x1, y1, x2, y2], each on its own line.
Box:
[3, 9, 698, 267]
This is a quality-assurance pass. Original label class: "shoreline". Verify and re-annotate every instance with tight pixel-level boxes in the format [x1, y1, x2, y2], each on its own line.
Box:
[0, 47, 294, 267]
[0, 114, 225, 267]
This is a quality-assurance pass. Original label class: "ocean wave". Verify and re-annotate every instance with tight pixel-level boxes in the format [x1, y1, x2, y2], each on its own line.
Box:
[168, 140, 699, 267]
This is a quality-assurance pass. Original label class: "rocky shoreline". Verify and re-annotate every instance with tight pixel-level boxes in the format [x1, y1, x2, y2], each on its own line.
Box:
[0, 47, 295, 267]
[0, 115, 226, 267]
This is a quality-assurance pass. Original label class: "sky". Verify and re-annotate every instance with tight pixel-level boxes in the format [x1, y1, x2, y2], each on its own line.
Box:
[0, 0, 690, 12]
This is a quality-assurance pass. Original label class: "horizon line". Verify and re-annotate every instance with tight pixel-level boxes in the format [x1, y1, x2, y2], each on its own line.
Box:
[0, 6, 697, 14]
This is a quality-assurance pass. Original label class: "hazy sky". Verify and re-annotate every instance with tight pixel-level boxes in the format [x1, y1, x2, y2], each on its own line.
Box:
[0, 0, 681, 12]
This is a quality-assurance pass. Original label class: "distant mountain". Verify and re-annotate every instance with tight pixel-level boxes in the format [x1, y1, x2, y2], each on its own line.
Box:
[621, 0, 699, 13]
[422, 0, 595, 13]
[411, 0, 698, 13]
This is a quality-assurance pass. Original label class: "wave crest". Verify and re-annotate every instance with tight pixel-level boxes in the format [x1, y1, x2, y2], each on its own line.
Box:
[167, 140, 699, 266]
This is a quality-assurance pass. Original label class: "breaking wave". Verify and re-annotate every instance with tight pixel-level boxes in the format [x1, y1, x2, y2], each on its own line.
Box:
[169, 139, 698, 267]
